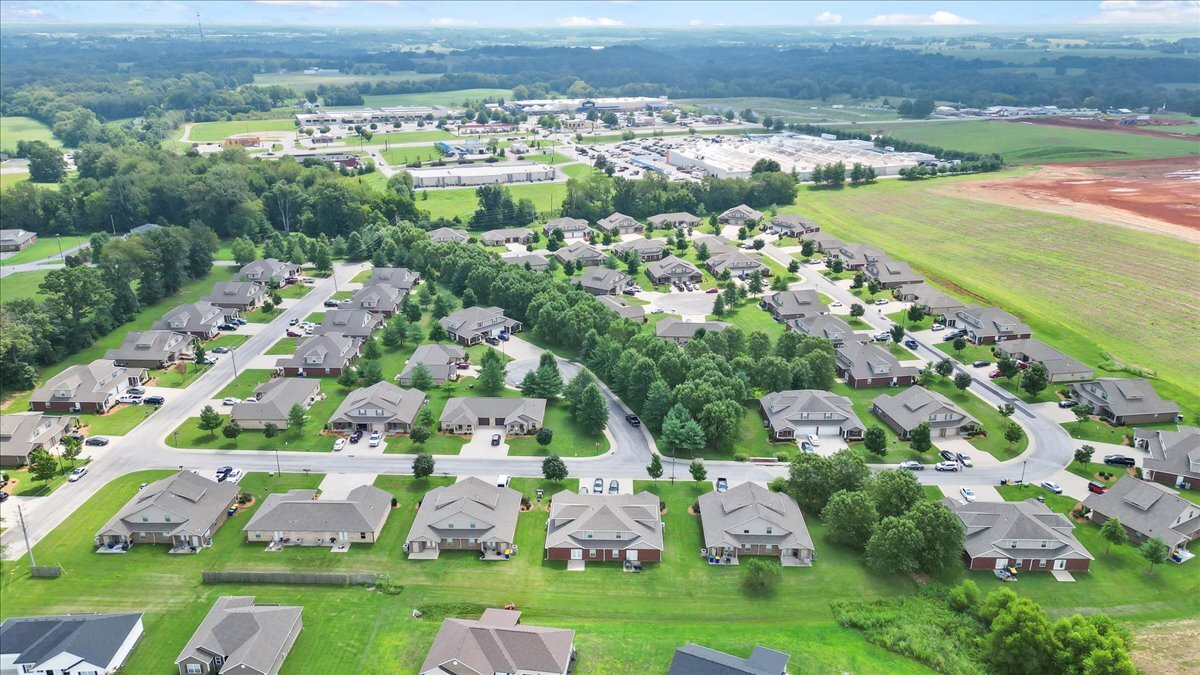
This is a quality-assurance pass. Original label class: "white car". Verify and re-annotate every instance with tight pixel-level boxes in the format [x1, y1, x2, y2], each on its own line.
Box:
[805, 434, 821, 446]
[1040, 480, 1063, 494]
[873, 298, 889, 306]
[931, 323, 945, 331]
[960, 487, 976, 502]
[368, 432, 382, 447]
[333, 438, 347, 451]
[830, 300, 843, 308]
[222, 397, 241, 406]
[225, 469, 244, 483]
[117, 394, 142, 404]
[68, 467, 88, 482]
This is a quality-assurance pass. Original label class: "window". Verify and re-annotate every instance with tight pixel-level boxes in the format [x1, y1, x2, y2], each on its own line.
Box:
[164, 516, 171, 523]
[1010, 540, 1018, 548]
[1040, 541, 1048, 548]
[615, 533, 621, 539]
[588, 549, 597, 558]
[586, 533, 593, 539]
[360, 532, 367, 540]
[186, 666, 202, 675]
[743, 529, 750, 534]
[766, 527, 773, 534]
[142, 516, 149, 522]
[1039, 559, 1047, 567]
[743, 543, 750, 550]
[612, 549, 619, 556]
[214, 656, 224, 666]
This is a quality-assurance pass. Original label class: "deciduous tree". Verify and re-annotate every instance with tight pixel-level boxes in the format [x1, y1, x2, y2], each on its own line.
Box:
[542, 453, 569, 481]
[412, 452, 435, 479]
[824, 490, 878, 549]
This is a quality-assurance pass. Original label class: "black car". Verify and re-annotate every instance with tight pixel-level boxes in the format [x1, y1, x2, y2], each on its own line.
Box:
[143, 395, 166, 406]
[939, 450, 957, 462]
[210, 346, 230, 354]
[218, 323, 238, 331]
[484, 336, 500, 345]
[216, 465, 233, 476]
[625, 414, 641, 427]
[349, 430, 364, 444]
[1058, 399, 1078, 409]
[84, 437, 110, 447]
[323, 299, 340, 308]
[903, 339, 919, 349]
[1104, 455, 1136, 467]
[0, 491, 8, 502]
[972, 360, 991, 368]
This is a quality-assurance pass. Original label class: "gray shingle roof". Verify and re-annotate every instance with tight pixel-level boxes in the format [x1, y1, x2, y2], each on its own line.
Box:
[574, 267, 630, 293]
[315, 309, 383, 338]
[0, 228, 37, 247]
[543, 217, 591, 235]
[655, 318, 731, 340]
[1, 613, 143, 672]
[330, 381, 425, 429]
[366, 267, 420, 290]
[1073, 379, 1180, 418]
[428, 227, 469, 243]
[244, 485, 392, 535]
[350, 284, 406, 312]
[0, 413, 73, 463]
[953, 305, 1031, 341]
[645, 254, 702, 280]
[763, 289, 826, 318]
[276, 333, 361, 371]
[1137, 426, 1200, 482]
[871, 385, 978, 433]
[597, 295, 645, 321]
[202, 281, 267, 308]
[994, 339, 1093, 380]
[440, 398, 546, 428]
[152, 302, 228, 334]
[545, 491, 664, 552]
[98, 471, 238, 539]
[788, 314, 856, 344]
[769, 214, 819, 232]
[668, 644, 791, 675]
[948, 498, 1092, 563]
[894, 282, 965, 314]
[480, 227, 533, 244]
[238, 258, 299, 283]
[231, 378, 320, 424]
[597, 212, 639, 230]
[31, 359, 146, 406]
[176, 596, 301, 675]
[501, 252, 550, 270]
[554, 240, 604, 263]
[399, 343, 467, 383]
[865, 257, 923, 285]
[719, 204, 764, 222]
[407, 477, 522, 545]
[440, 306, 518, 341]
[759, 390, 864, 436]
[419, 609, 574, 675]
[613, 237, 667, 256]
[697, 482, 814, 552]
[105, 330, 192, 365]
[1083, 477, 1200, 548]
[835, 341, 919, 383]
[648, 212, 699, 225]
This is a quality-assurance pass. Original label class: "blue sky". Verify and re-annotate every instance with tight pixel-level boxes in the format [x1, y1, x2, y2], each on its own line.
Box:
[2, 1, 1198, 27]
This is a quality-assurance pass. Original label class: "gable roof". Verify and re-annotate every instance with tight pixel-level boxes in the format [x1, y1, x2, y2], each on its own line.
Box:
[1075, 378, 1179, 418]
[0, 228, 37, 247]
[440, 398, 546, 427]
[330, 382, 426, 428]
[276, 333, 361, 371]
[98, 471, 238, 539]
[955, 305, 1032, 339]
[645, 254, 702, 279]
[719, 204, 764, 221]
[0, 613, 143, 672]
[613, 237, 667, 255]
[1137, 426, 1200, 482]
[763, 289, 826, 317]
[545, 491, 664, 552]
[31, 360, 145, 405]
[238, 258, 297, 282]
[894, 282, 965, 313]
[400, 343, 467, 382]
[788, 314, 856, 343]
[770, 214, 820, 232]
[244, 485, 392, 535]
[366, 267, 420, 289]
[648, 212, 699, 225]
[501, 252, 550, 270]
[175, 597, 301, 675]
[231, 378, 320, 423]
[865, 257, 923, 285]
[350, 283, 406, 311]
[994, 339, 1093, 379]
[202, 281, 266, 306]
[669, 644, 791, 675]
[480, 227, 533, 244]
[428, 227, 469, 243]
[1083, 476, 1200, 548]
[597, 212, 638, 229]
[871, 385, 978, 431]
[597, 295, 645, 321]
[759, 390, 864, 435]
[655, 318, 731, 340]
[419, 609, 574, 675]
[554, 240, 604, 262]
[948, 498, 1093, 562]
[0, 413, 73, 463]
[543, 217, 591, 234]
[836, 341, 919, 382]
[440, 306, 516, 339]
[104, 330, 192, 364]
[316, 309, 382, 337]
[697, 482, 814, 552]
[574, 267, 630, 292]
[152, 302, 227, 333]
[407, 477, 522, 545]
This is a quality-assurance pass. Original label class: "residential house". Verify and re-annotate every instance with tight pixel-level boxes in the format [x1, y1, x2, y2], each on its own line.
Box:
[598, 212, 643, 235]
[543, 217, 592, 239]
[153, 302, 232, 339]
[835, 341, 919, 388]
[655, 318, 731, 345]
[598, 295, 646, 323]
[871, 386, 980, 439]
[0, 228, 37, 252]
[787, 314, 857, 348]
[276, 333, 362, 377]
[418, 609, 574, 675]
[892, 282, 965, 319]
[698, 482, 815, 567]
[440, 398, 546, 435]
[1136, 426, 1200, 490]
[803, 232, 844, 253]
[0, 613, 144, 675]
[125, 223, 161, 238]
[718, 204, 764, 227]
[95, 471, 238, 551]
[366, 267, 421, 290]
[707, 248, 771, 279]
[994, 339, 1094, 383]
[545, 491, 664, 564]
[668, 644, 790, 675]
[348, 284, 405, 316]
[574, 267, 631, 295]
[769, 214, 820, 237]
[1083, 477, 1199, 553]
[762, 289, 827, 320]
[948, 498, 1093, 573]
[397, 344, 467, 386]
[175, 597, 302, 675]
[30, 360, 148, 414]
[648, 212, 700, 229]
[202, 282, 267, 313]
[613, 237, 667, 262]
[405, 477, 522, 559]
[501, 252, 550, 272]
[1071, 379, 1180, 426]
[329, 382, 426, 435]
[480, 228, 533, 246]
[759, 390, 864, 440]
[230, 378, 321, 430]
[864, 257, 923, 289]
[554, 240, 605, 267]
[429, 227, 470, 244]
[243, 485, 392, 546]
[644, 255, 703, 285]
[948, 306, 1032, 345]
[0, 413, 74, 468]
[835, 243, 885, 270]
[105, 331, 194, 369]
[440, 306, 522, 346]
[315, 310, 383, 339]
[238, 259, 300, 285]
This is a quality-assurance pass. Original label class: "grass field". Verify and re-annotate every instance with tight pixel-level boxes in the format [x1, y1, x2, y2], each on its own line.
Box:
[0, 172, 31, 192]
[380, 145, 444, 165]
[372, 129, 455, 144]
[0, 233, 91, 265]
[0, 115, 59, 152]
[185, 119, 297, 143]
[0, 269, 52, 302]
[359, 88, 512, 108]
[779, 173, 1200, 420]
[857, 120, 1200, 163]
[418, 181, 567, 221]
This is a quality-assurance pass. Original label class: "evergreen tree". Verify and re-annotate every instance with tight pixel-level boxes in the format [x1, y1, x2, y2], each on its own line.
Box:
[574, 383, 609, 435]
[641, 380, 673, 432]
[646, 453, 664, 480]
[409, 363, 434, 391]
[198, 405, 224, 437]
[478, 348, 506, 394]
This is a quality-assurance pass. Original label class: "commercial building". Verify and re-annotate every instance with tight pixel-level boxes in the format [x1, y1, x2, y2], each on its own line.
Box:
[508, 96, 672, 114]
[409, 163, 554, 188]
[666, 133, 934, 180]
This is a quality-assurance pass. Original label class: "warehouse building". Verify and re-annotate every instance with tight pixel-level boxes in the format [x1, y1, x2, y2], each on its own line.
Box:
[665, 133, 935, 180]
[409, 163, 555, 188]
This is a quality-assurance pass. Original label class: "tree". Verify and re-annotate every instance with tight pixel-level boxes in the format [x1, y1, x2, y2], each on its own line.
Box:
[337, 368, 359, 390]
[786, 450, 869, 514]
[741, 557, 781, 595]
[1021, 362, 1049, 397]
[534, 352, 563, 398]
[409, 363, 434, 391]
[996, 355, 1019, 380]
[998, 403, 1016, 418]
[906, 305, 926, 325]
[849, 303, 865, 318]
[986, 597, 1055, 675]
[574, 383, 609, 436]
[1099, 517, 1127, 555]
[747, 271, 764, 295]
[25, 141, 66, 183]
[823, 490, 878, 549]
[542, 453, 569, 481]
[362, 338, 381, 360]
[1071, 403, 1093, 428]
[890, 324, 905, 344]
[863, 425, 888, 457]
[1140, 537, 1168, 573]
[646, 453, 664, 480]
[193, 344, 207, 367]
[1004, 422, 1025, 448]
[641, 380, 673, 433]
[28, 448, 59, 486]
[711, 294, 726, 317]
[869, 469, 923, 519]
[689, 458, 707, 481]
[287, 403, 307, 431]
[478, 348, 506, 394]
[222, 420, 243, 445]
[198, 405, 224, 437]
[908, 500, 966, 576]
[935, 358, 954, 379]
[952, 337, 967, 353]
[865, 515, 922, 575]
[410, 426, 431, 445]
[412, 452, 435, 479]
[60, 435, 82, 468]
[661, 404, 705, 454]
[954, 371, 973, 392]
[536, 427, 554, 447]
[428, 322, 448, 342]
[263, 422, 280, 439]
[909, 422, 932, 453]
[1074, 444, 1095, 466]
[357, 360, 383, 385]
[231, 237, 257, 265]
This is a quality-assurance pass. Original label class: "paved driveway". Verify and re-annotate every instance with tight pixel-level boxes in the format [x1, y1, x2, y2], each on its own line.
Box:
[318, 472, 378, 499]
[460, 428, 509, 458]
[648, 290, 714, 319]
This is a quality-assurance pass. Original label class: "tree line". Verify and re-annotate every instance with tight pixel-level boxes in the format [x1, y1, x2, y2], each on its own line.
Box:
[561, 169, 797, 223]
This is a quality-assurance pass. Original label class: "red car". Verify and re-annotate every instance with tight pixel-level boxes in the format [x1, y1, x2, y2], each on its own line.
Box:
[705, 288, 719, 294]
[989, 369, 1002, 378]
[1017, 361, 1030, 370]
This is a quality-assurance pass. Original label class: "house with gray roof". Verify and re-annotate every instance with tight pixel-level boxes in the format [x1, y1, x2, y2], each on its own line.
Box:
[947, 498, 1093, 573]
[501, 252, 550, 272]
[787, 314, 858, 348]
[0, 412, 74, 468]
[871, 386, 979, 440]
[440, 398, 546, 435]
[655, 318, 730, 345]
[0, 613, 144, 675]
[230, 378, 320, 430]
[480, 227, 533, 246]
[30, 360, 148, 414]
[202, 282, 267, 312]
[645, 254, 703, 285]
[398, 344, 467, 386]
[1083, 477, 1200, 552]
[428, 227, 470, 244]
[545, 491, 664, 564]
[669, 644, 791, 675]
[237, 258, 300, 285]
[892, 282, 966, 318]
[948, 305, 1032, 345]
[762, 289, 826, 321]
[406, 476, 522, 560]
[543, 216, 592, 239]
[718, 204, 764, 227]
[554, 240, 605, 267]
[614, 237, 667, 262]
[698, 482, 814, 567]
[348, 284, 405, 316]
[441, 306, 521, 346]
[105, 330, 194, 369]
[835, 243, 885, 270]
[994, 339, 1094, 383]
[573, 267, 631, 295]
[835, 341, 919, 388]
[598, 295, 646, 323]
[1071, 378, 1180, 426]
[803, 232, 843, 253]
[96, 470, 238, 552]
[864, 257, 923, 289]
[648, 212, 700, 229]
[175, 597, 302, 675]
[0, 228, 37, 252]
[315, 309, 383, 339]
[598, 211, 643, 235]
[759, 390, 864, 441]
[243, 485, 392, 547]
[769, 214, 820, 237]
[419, 609, 574, 675]
[1136, 426, 1200, 491]
[329, 382, 426, 435]
[706, 248, 771, 279]
[153, 302, 232, 339]
[276, 333, 361, 377]
[126, 223, 161, 238]
[366, 267, 421, 290]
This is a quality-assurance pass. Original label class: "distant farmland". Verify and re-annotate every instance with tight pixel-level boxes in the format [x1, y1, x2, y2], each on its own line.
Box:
[0, 115, 58, 152]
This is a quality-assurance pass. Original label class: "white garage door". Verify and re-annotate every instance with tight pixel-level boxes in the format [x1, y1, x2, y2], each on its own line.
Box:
[792, 426, 821, 437]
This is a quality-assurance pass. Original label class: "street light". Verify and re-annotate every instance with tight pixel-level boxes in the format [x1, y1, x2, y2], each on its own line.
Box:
[1020, 460, 1027, 485]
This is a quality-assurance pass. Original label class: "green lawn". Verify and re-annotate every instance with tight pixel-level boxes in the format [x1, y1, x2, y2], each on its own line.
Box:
[520, 152, 573, 164]
[710, 301, 785, 340]
[886, 342, 921, 362]
[360, 88, 513, 108]
[730, 403, 798, 461]
[76, 405, 159, 436]
[276, 283, 312, 299]
[830, 383, 941, 464]
[935, 340, 996, 365]
[265, 338, 299, 356]
[2, 459, 89, 497]
[305, 311, 326, 325]
[0, 269, 52, 302]
[1065, 462, 1131, 488]
[148, 362, 210, 388]
[372, 129, 455, 144]
[506, 399, 609, 457]
[1060, 419, 1176, 445]
[0, 233, 91, 265]
[0, 172, 31, 192]
[242, 305, 284, 323]
[381, 145, 444, 165]
[351, 269, 372, 283]
[0, 115, 59, 153]
[418, 182, 567, 221]
[990, 375, 1063, 405]
[922, 379, 1028, 461]
[205, 334, 251, 351]
[886, 309, 933, 331]
[186, 119, 297, 143]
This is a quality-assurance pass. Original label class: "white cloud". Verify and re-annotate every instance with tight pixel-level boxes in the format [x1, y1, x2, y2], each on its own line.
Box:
[429, 17, 478, 26]
[688, 19, 704, 26]
[557, 16, 625, 26]
[813, 11, 843, 25]
[252, 1, 348, 8]
[1082, 0, 1200, 24]
[0, 4, 57, 22]
[865, 11, 980, 25]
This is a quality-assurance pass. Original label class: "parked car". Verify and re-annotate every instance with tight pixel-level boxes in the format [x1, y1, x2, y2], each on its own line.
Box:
[623, 288, 637, 296]
[943, 330, 967, 341]
[1104, 455, 1136, 467]
[490, 433, 502, 446]
[935, 461, 959, 472]
[218, 323, 239, 331]
[805, 434, 821, 447]
[202, 355, 219, 365]
[210, 346, 230, 354]
[349, 430, 363, 444]
[497, 332, 510, 342]
[608, 480, 619, 494]
[221, 397, 241, 406]
[143, 396, 166, 406]
[1040, 480, 1063, 494]
[1058, 398, 1078, 409]
[225, 469, 244, 484]
[67, 467, 88, 482]
[117, 394, 142, 404]
[323, 299, 340, 308]
[1016, 361, 1030, 370]
[651, 308, 665, 314]
[333, 438, 347, 451]
[127, 387, 146, 395]
[1087, 481, 1108, 495]
[903, 339, 918, 349]
[594, 478, 605, 493]
[286, 328, 303, 338]
[960, 487, 977, 502]
[872, 331, 891, 342]
[625, 414, 641, 427]
[232, 317, 247, 326]
[456, 362, 470, 370]
[84, 437, 109, 447]
[930, 323, 945, 331]
[989, 369, 1002, 378]
[484, 336, 500, 346]
[970, 360, 989, 368]
[0, 492, 7, 502]
[716, 477, 728, 493]
[830, 300, 843, 308]
[899, 460, 925, 471]
[939, 450, 957, 462]
[289, 318, 299, 326]
[369, 432, 382, 447]
[957, 453, 974, 467]
[800, 441, 814, 453]
[873, 299, 889, 306]
[216, 466, 233, 478]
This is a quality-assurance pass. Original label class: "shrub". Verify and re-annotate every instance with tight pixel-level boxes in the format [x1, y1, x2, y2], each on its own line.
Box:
[775, 451, 791, 461]
[768, 477, 787, 492]
[741, 558, 782, 595]
[733, 452, 749, 462]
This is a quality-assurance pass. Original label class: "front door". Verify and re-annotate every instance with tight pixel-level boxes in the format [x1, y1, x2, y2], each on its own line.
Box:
[571, 549, 582, 560]
[1053, 559, 1066, 571]
[627, 550, 638, 561]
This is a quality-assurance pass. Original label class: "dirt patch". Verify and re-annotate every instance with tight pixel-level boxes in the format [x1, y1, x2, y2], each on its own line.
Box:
[1025, 116, 1200, 140]
[2, 479, 17, 495]
[942, 157, 1200, 243]
[234, 496, 256, 511]
[1133, 619, 1200, 675]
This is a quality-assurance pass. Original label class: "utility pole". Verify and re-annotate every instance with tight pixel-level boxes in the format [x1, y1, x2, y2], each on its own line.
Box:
[17, 505, 36, 568]
[110, 214, 117, 235]
[55, 234, 64, 262]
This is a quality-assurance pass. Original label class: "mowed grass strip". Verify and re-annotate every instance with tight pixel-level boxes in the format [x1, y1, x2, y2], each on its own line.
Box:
[0, 233, 92, 265]
[0, 115, 59, 152]
[186, 119, 298, 143]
